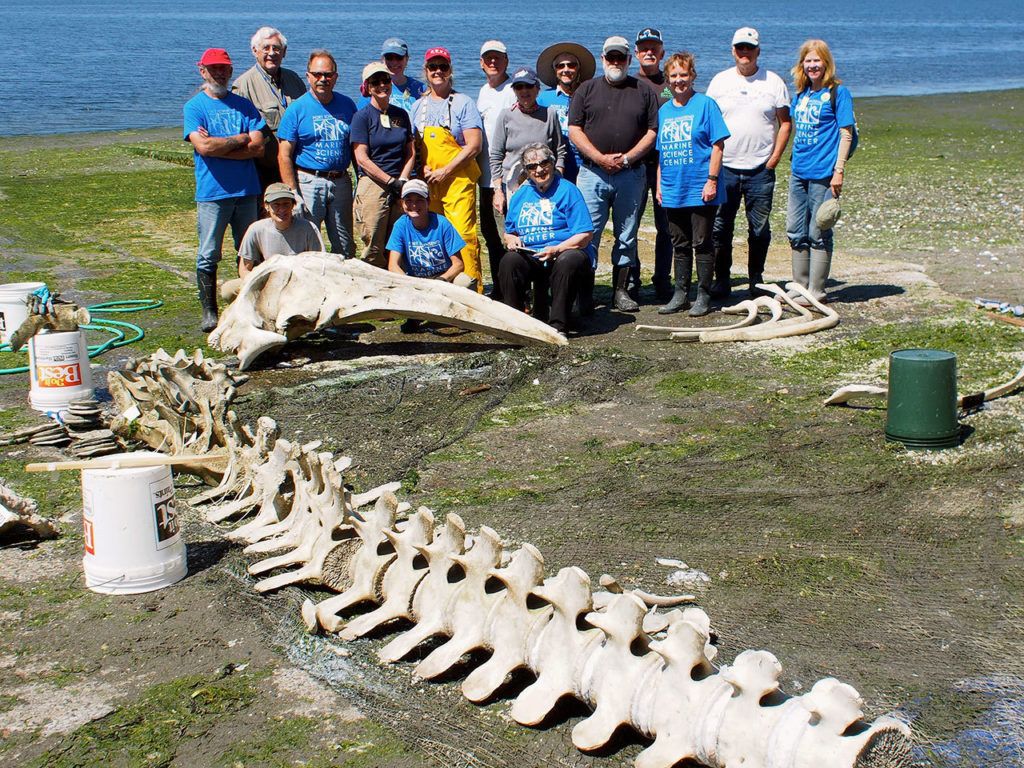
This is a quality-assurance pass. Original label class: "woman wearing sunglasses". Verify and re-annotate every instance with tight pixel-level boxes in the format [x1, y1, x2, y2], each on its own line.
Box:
[351, 62, 415, 268]
[497, 142, 592, 334]
[410, 47, 485, 291]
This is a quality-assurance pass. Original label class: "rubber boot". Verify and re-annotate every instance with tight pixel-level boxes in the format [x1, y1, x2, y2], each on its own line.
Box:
[789, 248, 811, 305]
[688, 256, 714, 317]
[658, 254, 692, 314]
[748, 238, 770, 297]
[808, 249, 832, 302]
[710, 245, 732, 299]
[628, 262, 642, 302]
[613, 264, 639, 312]
[197, 269, 219, 332]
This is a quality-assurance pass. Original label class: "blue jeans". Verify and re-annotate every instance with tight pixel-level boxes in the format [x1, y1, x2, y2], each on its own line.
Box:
[298, 170, 354, 257]
[639, 165, 672, 283]
[786, 175, 833, 252]
[577, 164, 647, 269]
[196, 195, 258, 273]
[712, 164, 775, 279]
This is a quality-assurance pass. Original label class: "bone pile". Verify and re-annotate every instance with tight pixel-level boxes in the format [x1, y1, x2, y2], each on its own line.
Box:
[636, 282, 839, 343]
[113, 349, 913, 768]
[208, 253, 567, 370]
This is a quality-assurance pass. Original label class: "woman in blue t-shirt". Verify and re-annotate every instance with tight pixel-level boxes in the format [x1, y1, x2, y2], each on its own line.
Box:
[498, 142, 592, 334]
[786, 39, 856, 303]
[656, 52, 730, 317]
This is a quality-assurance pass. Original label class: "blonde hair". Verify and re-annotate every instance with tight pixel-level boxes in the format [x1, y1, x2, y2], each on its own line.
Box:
[665, 52, 696, 80]
[422, 60, 456, 89]
[792, 39, 841, 92]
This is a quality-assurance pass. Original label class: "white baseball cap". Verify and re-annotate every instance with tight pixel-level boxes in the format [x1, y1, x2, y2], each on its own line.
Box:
[481, 40, 508, 55]
[602, 36, 630, 56]
[732, 27, 760, 47]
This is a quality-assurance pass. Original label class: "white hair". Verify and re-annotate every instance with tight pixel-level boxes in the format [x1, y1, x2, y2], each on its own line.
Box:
[251, 26, 287, 50]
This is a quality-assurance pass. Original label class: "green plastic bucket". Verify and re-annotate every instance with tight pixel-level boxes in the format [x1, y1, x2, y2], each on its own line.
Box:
[885, 349, 960, 449]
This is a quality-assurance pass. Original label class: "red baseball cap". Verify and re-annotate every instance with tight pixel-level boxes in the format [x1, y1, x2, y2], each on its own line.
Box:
[424, 46, 451, 63]
[198, 48, 232, 67]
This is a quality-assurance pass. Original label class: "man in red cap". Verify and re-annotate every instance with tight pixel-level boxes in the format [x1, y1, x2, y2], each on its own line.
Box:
[184, 48, 266, 332]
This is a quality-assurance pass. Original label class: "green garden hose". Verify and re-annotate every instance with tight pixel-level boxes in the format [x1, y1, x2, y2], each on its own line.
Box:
[0, 299, 162, 374]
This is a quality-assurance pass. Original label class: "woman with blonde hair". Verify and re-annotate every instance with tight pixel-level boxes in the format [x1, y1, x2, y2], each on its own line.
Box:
[786, 39, 855, 302]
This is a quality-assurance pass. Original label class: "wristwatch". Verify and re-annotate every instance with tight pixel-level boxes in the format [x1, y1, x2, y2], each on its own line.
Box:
[707, 174, 718, 182]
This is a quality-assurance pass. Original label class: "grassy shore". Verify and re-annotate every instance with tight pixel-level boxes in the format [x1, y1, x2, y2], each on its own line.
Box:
[1, 90, 1023, 767]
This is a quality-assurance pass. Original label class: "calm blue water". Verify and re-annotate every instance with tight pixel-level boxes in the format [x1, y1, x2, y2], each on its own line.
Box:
[3, 0, 1023, 135]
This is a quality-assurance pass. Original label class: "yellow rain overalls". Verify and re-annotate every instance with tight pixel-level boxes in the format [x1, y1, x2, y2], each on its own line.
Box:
[417, 103, 482, 291]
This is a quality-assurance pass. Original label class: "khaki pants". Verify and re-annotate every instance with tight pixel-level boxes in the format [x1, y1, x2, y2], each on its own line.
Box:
[354, 176, 402, 269]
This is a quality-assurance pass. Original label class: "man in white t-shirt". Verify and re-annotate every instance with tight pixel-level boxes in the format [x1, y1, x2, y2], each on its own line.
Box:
[706, 27, 791, 299]
[476, 40, 517, 300]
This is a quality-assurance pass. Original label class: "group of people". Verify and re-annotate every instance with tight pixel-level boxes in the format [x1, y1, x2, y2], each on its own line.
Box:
[184, 25, 856, 335]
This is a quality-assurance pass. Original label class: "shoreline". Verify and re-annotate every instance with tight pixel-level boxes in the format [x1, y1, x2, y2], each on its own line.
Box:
[2, 86, 1022, 141]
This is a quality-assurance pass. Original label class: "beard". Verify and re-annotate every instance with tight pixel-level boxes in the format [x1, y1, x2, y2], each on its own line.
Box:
[205, 82, 229, 97]
[603, 64, 627, 83]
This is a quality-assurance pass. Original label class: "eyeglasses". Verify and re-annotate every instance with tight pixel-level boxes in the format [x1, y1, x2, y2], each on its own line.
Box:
[426, 62, 451, 72]
[383, 53, 406, 61]
[734, 44, 757, 52]
[260, 45, 284, 53]
[604, 53, 628, 64]
[512, 82, 536, 90]
[525, 159, 553, 171]
[555, 61, 578, 70]
[308, 71, 337, 79]
[367, 76, 391, 87]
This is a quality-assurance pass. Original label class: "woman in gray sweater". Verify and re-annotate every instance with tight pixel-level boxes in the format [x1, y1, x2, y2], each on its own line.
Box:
[489, 68, 565, 214]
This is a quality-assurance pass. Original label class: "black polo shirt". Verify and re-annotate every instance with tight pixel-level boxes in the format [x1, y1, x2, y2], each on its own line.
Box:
[568, 76, 659, 157]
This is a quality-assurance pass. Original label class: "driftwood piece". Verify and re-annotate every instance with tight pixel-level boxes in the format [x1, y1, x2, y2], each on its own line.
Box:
[208, 253, 568, 370]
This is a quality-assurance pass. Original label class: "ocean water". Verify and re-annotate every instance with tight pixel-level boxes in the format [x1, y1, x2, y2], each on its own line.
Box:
[3, 0, 1023, 135]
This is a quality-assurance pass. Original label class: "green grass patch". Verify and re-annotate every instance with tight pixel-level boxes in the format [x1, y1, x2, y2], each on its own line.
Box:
[214, 715, 318, 768]
[655, 370, 753, 398]
[28, 668, 261, 768]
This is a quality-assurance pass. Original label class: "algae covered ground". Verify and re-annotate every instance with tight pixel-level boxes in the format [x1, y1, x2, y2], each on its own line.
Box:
[1, 90, 1023, 767]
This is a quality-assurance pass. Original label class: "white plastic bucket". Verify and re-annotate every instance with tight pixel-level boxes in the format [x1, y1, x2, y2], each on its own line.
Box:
[0, 281, 46, 345]
[81, 452, 187, 594]
[28, 330, 94, 419]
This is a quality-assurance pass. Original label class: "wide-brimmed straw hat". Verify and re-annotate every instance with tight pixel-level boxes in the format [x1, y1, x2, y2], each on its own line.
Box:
[536, 41, 596, 88]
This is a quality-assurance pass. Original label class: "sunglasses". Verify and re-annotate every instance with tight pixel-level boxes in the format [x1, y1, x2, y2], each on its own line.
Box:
[555, 61, 578, 70]
[734, 44, 757, 51]
[512, 82, 536, 90]
[605, 53, 628, 63]
[308, 71, 337, 79]
[367, 76, 391, 87]
[426, 62, 451, 72]
[525, 159, 553, 171]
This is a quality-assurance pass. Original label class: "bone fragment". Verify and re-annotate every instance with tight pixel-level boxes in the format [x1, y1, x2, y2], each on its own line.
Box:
[0, 480, 58, 539]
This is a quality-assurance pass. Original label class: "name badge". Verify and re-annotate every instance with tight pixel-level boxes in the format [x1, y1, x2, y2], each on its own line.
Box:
[380, 113, 392, 129]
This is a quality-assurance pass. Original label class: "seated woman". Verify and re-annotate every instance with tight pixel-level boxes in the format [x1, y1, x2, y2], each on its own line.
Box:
[386, 179, 475, 331]
[498, 143, 592, 334]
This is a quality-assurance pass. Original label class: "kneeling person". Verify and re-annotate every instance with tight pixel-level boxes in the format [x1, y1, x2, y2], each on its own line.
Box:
[221, 182, 324, 301]
[498, 143, 592, 334]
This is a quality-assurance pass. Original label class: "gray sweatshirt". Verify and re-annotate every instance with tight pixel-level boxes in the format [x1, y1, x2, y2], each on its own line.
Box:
[489, 105, 565, 196]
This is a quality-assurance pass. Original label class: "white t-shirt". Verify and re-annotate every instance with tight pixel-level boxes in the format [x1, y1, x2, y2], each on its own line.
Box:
[476, 78, 517, 188]
[706, 67, 790, 170]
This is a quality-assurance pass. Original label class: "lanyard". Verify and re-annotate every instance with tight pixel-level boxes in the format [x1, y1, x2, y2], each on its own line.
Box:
[259, 67, 288, 110]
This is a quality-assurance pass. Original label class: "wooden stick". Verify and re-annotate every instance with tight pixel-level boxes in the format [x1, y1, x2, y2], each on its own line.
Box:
[26, 451, 228, 473]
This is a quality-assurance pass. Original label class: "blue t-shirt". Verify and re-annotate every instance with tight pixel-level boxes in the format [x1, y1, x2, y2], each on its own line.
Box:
[350, 104, 412, 178]
[183, 91, 265, 202]
[277, 91, 358, 171]
[505, 176, 592, 252]
[411, 92, 483, 146]
[791, 85, 855, 180]
[356, 77, 427, 117]
[656, 93, 730, 208]
[386, 212, 466, 277]
[536, 88, 581, 183]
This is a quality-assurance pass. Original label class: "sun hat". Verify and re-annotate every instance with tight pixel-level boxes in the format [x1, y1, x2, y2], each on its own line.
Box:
[381, 37, 409, 57]
[424, 47, 451, 63]
[362, 62, 390, 82]
[264, 183, 296, 204]
[536, 42, 596, 87]
[732, 27, 760, 47]
[401, 179, 430, 199]
[602, 36, 630, 57]
[815, 198, 842, 229]
[480, 40, 508, 55]
[198, 48, 232, 67]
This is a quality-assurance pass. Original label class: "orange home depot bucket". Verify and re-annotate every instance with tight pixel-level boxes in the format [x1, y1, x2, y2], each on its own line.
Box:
[27, 329, 94, 419]
[81, 452, 188, 594]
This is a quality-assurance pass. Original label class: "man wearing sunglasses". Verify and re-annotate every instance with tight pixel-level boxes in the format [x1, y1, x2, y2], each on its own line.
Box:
[568, 36, 659, 313]
[184, 47, 266, 332]
[706, 27, 792, 300]
[232, 26, 306, 193]
[278, 50, 358, 258]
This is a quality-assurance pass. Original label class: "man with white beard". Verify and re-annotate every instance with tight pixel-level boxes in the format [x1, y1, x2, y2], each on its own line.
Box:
[184, 48, 266, 331]
[568, 36, 659, 313]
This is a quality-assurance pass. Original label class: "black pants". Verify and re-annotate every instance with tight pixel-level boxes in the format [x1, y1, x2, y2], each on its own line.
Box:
[497, 248, 589, 329]
[667, 205, 716, 263]
[478, 186, 506, 295]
